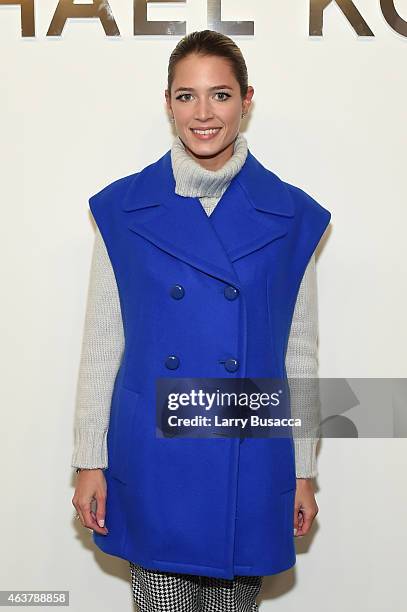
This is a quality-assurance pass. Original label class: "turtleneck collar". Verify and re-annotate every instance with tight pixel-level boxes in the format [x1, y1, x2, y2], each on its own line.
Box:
[170, 132, 248, 198]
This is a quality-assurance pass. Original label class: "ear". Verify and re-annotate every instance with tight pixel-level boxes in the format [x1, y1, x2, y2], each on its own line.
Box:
[243, 86, 255, 113]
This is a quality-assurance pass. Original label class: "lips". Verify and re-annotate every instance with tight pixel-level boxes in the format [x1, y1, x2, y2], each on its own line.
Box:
[190, 127, 222, 140]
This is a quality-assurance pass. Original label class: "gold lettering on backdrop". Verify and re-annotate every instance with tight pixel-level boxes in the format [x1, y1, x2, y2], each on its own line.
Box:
[0, 0, 34, 37]
[309, 0, 374, 36]
[1, 0, 407, 38]
[380, 0, 407, 37]
[134, 0, 185, 36]
[207, 0, 254, 35]
[47, 0, 120, 37]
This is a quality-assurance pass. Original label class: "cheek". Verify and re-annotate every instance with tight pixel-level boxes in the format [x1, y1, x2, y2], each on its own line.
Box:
[174, 107, 191, 124]
[221, 103, 243, 125]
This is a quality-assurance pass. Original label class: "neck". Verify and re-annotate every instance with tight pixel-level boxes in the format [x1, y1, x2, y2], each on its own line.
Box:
[170, 132, 248, 199]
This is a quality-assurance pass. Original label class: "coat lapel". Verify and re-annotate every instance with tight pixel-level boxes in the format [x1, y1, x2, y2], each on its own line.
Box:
[121, 148, 295, 289]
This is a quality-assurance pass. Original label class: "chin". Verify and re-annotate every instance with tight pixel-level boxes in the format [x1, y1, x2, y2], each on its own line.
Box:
[184, 136, 226, 157]
[190, 146, 223, 160]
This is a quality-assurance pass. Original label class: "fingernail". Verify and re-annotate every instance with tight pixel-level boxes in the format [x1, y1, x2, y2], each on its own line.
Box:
[98, 519, 105, 527]
[293, 528, 297, 535]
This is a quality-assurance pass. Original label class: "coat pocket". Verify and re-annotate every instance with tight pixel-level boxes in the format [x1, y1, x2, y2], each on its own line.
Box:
[109, 386, 141, 484]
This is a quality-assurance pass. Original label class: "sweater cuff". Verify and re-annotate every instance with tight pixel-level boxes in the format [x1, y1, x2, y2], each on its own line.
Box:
[71, 428, 108, 470]
[294, 437, 319, 478]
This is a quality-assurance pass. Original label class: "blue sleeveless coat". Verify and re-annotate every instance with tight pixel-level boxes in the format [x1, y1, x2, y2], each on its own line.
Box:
[90, 147, 331, 579]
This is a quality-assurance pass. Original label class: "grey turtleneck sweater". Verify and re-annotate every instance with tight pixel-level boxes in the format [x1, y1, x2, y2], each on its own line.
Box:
[72, 133, 320, 478]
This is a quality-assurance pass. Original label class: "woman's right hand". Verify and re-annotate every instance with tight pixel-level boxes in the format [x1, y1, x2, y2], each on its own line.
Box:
[72, 469, 109, 535]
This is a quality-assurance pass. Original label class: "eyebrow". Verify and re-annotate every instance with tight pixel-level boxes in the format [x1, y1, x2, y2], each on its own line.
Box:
[174, 85, 234, 94]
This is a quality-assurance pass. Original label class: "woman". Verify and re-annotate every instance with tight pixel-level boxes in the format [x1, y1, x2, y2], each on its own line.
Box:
[72, 30, 331, 611]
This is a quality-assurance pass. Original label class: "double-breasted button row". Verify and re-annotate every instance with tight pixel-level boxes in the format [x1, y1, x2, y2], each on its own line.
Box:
[167, 282, 240, 371]
[165, 355, 240, 372]
[170, 284, 239, 301]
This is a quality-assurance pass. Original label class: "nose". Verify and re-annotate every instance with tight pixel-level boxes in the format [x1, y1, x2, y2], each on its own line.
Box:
[195, 98, 214, 122]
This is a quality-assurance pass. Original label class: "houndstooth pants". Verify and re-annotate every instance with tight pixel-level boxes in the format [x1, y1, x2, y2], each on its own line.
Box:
[129, 562, 263, 611]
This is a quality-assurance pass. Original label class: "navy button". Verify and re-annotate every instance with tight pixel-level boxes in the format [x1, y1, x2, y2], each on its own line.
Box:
[170, 284, 185, 299]
[224, 285, 239, 300]
[165, 355, 180, 370]
[224, 358, 239, 372]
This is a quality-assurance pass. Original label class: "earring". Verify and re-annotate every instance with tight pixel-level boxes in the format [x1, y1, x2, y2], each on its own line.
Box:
[170, 115, 175, 123]
[241, 112, 247, 119]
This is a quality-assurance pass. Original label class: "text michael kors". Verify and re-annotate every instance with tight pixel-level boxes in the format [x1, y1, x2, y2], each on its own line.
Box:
[1, 0, 406, 38]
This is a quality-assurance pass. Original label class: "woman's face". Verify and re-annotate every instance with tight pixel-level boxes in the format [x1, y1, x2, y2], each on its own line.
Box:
[165, 53, 253, 171]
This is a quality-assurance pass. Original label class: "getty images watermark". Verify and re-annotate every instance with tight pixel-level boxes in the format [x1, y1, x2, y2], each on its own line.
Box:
[155, 377, 407, 439]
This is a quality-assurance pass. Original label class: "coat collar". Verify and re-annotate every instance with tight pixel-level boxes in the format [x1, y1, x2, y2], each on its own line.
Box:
[121, 149, 295, 289]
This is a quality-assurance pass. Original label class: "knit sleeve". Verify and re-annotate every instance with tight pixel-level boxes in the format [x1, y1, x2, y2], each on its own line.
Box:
[71, 226, 125, 469]
[285, 253, 321, 478]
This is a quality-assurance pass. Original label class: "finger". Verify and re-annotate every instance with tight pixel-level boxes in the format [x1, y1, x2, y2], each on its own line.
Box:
[95, 492, 107, 530]
[294, 508, 305, 537]
[76, 508, 86, 526]
[296, 507, 316, 536]
[293, 501, 300, 534]
[90, 509, 109, 535]
[81, 501, 107, 535]
[90, 505, 108, 535]
[72, 500, 86, 527]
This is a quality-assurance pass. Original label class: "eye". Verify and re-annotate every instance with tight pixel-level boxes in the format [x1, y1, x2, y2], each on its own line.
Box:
[214, 92, 231, 101]
[176, 93, 193, 102]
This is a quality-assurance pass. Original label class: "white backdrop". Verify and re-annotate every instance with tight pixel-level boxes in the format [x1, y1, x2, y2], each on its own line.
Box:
[1, 1, 406, 610]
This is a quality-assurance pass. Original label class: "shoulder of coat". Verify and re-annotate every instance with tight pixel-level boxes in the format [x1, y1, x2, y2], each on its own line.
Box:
[283, 182, 332, 221]
[88, 171, 140, 210]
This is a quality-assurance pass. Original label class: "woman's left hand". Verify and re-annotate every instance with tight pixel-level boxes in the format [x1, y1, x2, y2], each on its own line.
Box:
[293, 478, 319, 537]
